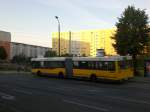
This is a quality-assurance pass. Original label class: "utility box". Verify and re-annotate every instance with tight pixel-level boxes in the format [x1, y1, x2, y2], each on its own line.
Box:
[144, 59, 150, 77]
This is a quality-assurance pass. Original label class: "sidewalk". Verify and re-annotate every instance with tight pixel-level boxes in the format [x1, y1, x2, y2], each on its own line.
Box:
[0, 71, 30, 74]
[130, 76, 150, 83]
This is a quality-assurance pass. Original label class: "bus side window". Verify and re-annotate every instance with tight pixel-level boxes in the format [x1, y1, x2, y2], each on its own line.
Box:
[98, 62, 103, 70]
[41, 61, 44, 68]
[107, 61, 115, 71]
[73, 61, 79, 68]
[44, 61, 49, 68]
[32, 61, 41, 68]
[79, 61, 88, 69]
[88, 61, 95, 69]
[44, 61, 53, 68]
[58, 61, 65, 68]
[36, 62, 39, 68]
[43, 61, 64, 68]
[61, 61, 65, 67]
[52, 61, 64, 68]
[88, 61, 92, 69]
[95, 61, 99, 69]
[101, 62, 108, 70]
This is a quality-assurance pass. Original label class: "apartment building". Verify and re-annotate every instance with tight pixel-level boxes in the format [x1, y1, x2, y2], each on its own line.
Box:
[0, 31, 11, 60]
[52, 28, 116, 57]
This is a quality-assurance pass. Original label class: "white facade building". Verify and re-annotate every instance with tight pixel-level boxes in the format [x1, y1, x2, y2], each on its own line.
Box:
[0, 31, 11, 42]
[11, 42, 51, 59]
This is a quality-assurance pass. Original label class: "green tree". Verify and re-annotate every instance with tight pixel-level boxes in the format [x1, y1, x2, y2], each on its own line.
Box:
[44, 50, 57, 57]
[61, 53, 73, 57]
[112, 6, 150, 75]
[82, 54, 86, 57]
[0, 46, 7, 60]
[11, 54, 28, 64]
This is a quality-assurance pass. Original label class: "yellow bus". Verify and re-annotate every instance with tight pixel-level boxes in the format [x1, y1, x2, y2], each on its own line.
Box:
[31, 56, 133, 82]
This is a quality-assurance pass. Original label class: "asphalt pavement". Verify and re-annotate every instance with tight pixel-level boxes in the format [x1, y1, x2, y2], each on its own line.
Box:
[0, 73, 150, 112]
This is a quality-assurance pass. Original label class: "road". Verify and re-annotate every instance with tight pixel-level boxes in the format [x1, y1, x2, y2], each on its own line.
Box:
[0, 73, 150, 112]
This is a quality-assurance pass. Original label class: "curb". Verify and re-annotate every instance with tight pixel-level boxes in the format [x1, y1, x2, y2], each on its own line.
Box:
[130, 77, 150, 83]
[0, 71, 31, 74]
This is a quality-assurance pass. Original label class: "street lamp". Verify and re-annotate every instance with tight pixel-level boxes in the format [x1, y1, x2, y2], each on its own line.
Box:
[55, 16, 60, 56]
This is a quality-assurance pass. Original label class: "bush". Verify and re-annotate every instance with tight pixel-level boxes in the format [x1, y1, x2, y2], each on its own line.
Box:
[0, 46, 7, 60]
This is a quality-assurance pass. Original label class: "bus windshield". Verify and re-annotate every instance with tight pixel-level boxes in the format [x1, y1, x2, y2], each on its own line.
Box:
[119, 60, 133, 69]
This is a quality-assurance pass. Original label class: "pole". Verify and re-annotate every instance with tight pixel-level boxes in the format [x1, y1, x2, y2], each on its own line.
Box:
[55, 16, 60, 56]
[69, 31, 71, 56]
[58, 22, 60, 56]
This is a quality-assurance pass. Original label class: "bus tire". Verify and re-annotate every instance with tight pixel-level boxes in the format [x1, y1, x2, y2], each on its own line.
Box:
[118, 79, 125, 84]
[90, 74, 97, 81]
[125, 77, 129, 81]
[37, 71, 42, 76]
[58, 72, 64, 79]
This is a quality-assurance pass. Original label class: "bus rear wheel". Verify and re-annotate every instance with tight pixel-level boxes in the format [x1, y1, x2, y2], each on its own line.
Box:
[90, 74, 97, 81]
[37, 71, 42, 76]
[58, 72, 64, 79]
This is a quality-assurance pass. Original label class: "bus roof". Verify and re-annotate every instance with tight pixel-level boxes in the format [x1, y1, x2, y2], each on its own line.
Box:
[72, 56, 132, 61]
[31, 57, 66, 61]
[31, 56, 132, 62]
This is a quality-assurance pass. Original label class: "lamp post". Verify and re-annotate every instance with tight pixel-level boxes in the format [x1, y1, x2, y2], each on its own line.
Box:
[55, 16, 60, 56]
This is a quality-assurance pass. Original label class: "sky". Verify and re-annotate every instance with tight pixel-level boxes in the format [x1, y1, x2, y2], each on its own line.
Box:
[0, 0, 150, 47]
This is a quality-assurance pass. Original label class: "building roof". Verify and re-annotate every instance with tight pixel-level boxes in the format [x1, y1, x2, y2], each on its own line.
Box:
[0, 30, 11, 42]
[11, 42, 51, 49]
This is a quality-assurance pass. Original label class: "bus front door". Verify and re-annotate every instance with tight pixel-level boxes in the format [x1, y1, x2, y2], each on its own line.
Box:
[65, 58, 73, 78]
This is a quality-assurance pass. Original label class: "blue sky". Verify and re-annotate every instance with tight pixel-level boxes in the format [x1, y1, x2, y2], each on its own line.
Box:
[0, 0, 150, 47]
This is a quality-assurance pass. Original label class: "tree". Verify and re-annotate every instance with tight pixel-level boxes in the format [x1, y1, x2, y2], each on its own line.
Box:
[112, 6, 150, 75]
[61, 53, 73, 57]
[44, 50, 57, 57]
[0, 46, 7, 60]
[82, 54, 86, 57]
[11, 54, 29, 64]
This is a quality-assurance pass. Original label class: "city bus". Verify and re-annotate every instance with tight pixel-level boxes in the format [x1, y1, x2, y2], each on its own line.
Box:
[31, 56, 133, 82]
